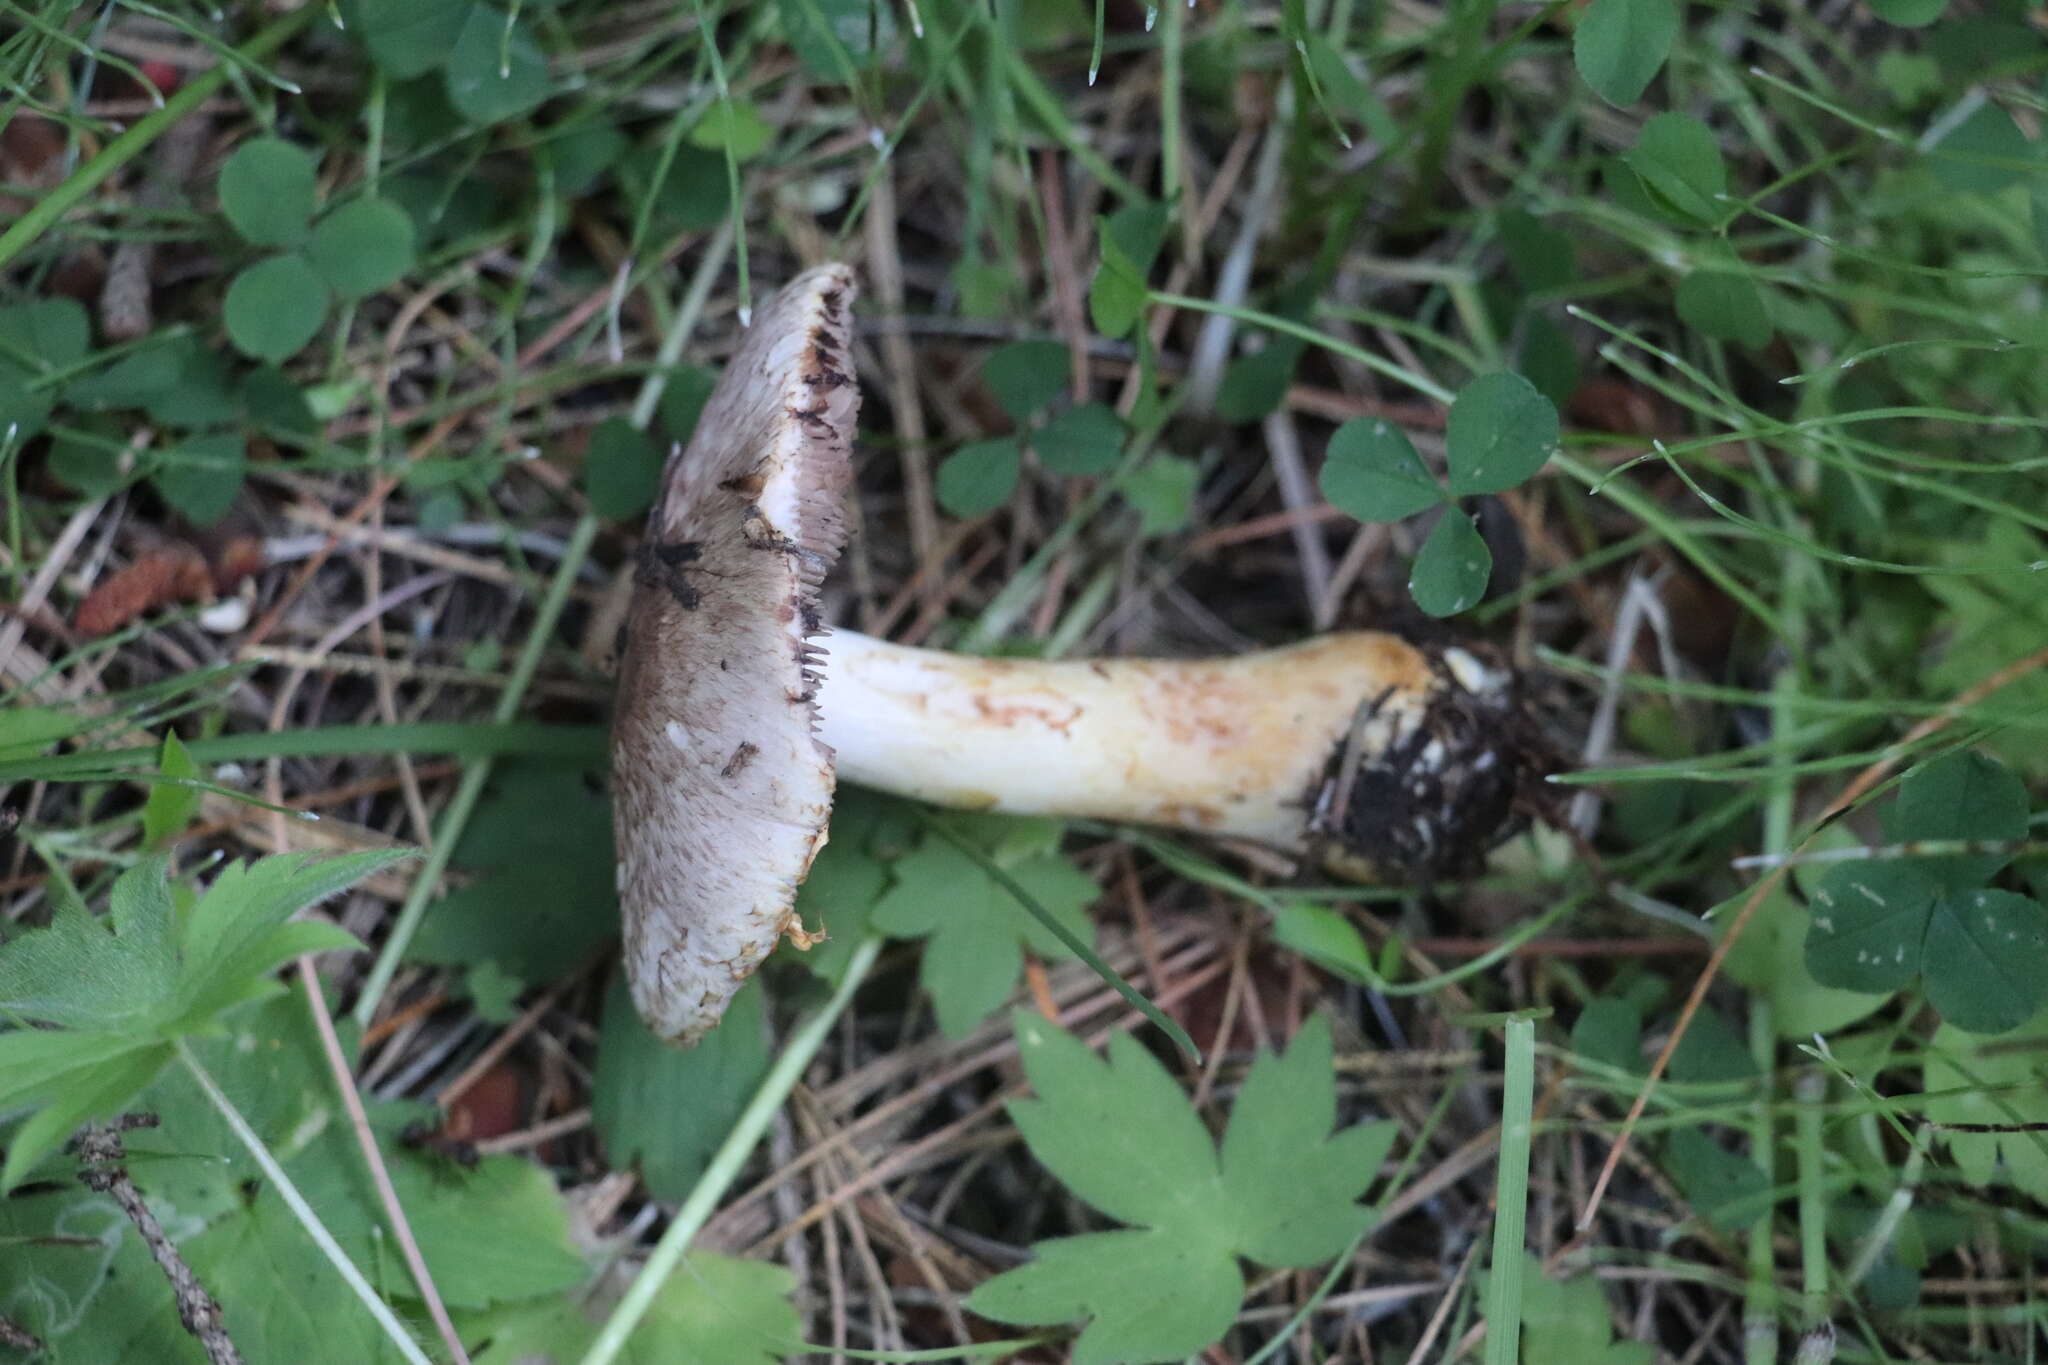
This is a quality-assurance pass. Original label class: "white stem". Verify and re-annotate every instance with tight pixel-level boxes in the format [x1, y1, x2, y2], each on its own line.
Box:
[816, 629, 1515, 868]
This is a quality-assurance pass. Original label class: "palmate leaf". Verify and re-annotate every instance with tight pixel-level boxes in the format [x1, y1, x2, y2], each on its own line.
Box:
[0, 850, 408, 1190]
[870, 829, 1099, 1038]
[169, 849, 407, 1025]
[967, 1013, 1396, 1363]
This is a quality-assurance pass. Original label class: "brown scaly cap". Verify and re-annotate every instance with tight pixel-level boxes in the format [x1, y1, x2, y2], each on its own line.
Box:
[610, 264, 859, 1045]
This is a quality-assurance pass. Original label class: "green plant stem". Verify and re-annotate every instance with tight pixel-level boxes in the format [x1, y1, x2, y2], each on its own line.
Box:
[577, 936, 884, 1365]
[1482, 1015, 1536, 1365]
[176, 1040, 435, 1365]
[0, 5, 320, 272]
[1745, 1001, 1780, 1365]
[351, 512, 599, 1028]
[1794, 1070, 1829, 1325]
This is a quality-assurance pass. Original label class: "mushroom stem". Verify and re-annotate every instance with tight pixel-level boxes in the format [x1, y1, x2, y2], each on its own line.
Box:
[816, 626, 1525, 877]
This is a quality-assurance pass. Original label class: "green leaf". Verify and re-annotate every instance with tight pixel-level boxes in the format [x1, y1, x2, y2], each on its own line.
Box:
[1621, 113, 1729, 225]
[388, 1156, 590, 1307]
[409, 762, 617, 982]
[0, 295, 89, 366]
[1573, 0, 1677, 106]
[141, 732, 201, 847]
[1893, 750, 2029, 890]
[1720, 858, 1889, 1038]
[1666, 1006, 1756, 1084]
[781, 0, 897, 76]
[1870, 0, 1947, 24]
[592, 968, 771, 1200]
[1929, 101, 2033, 196]
[343, 0, 473, 79]
[307, 197, 417, 299]
[869, 831, 1098, 1037]
[218, 137, 317, 247]
[1320, 417, 1444, 522]
[781, 795, 898, 983]
[0, 1032, 169, 1192]
[0, 1043, 170, 1192]
[1005, 1016, 1218, 1226]
[583, 415, 661, 520]
[1664, 1127, 1769, 1232]
[242, 365, 319, 436]
[1219, 1017, 1396, 1266]
[1300, 33, 1394, 143]
[1922, 890, 2048, 1034]
[1516, 1252, 1654, 1365]
[1675, 269, 1774, 348]
[177, 1185, 403, 1361]
[1034, 402, 1124, 475]
[1922, 524, 2048, 780]
[1089, 201, 1168, 340]
[617, 144, 732, 236]
[969, 1011, 1391, 1363]
[171, 849, 412, 1026]
[225, 253, 331, 363]
[656, 364, 717, 444]
[1496, 208, 1577, 295]
[0, 856, 178, 1030]
[0, 703, 99, 761]
[1803, 862, 1938, 995]
[1214, 336, 1306, 422]
[152, 431, 247, 526]
[1924, 1011, 2048, 1198]
[444, 7, 551, 126]
[1445, 372, 1558, 496]
[1120, 453, 1199, 537]
[689, 98, 774, 161]
[1570, 997, 1643, 1076]
[0, 296, 88, 439]
[1268, 900, 1376, 982]
[469, 1252, 800, 1365]
[936, 435, 1022, 518]
[971, 1227, 1241, 1365]
[69, 334, 192, 412]
[1409, 508, 1491, 617]
[983, 340, 1070, 423]
[1516, 310, 1581, 408]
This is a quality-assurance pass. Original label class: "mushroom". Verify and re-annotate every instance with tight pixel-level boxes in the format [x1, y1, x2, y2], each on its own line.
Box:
[612, 265, 1535, 1045]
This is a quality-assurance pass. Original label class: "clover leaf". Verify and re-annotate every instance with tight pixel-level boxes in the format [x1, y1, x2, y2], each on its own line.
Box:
[1804, 750, 2048, 1034]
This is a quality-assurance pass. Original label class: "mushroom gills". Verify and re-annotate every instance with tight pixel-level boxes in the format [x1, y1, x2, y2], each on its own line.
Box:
[816, 627, 1529, 878]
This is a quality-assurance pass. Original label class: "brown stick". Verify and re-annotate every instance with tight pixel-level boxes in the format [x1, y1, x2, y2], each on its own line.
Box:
[0, 1314, 45, 1353]
[73, 1117, 242, 1365]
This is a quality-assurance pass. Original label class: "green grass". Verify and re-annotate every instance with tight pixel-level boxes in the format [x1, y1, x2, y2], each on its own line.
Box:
[3, 1, 2048, 1362]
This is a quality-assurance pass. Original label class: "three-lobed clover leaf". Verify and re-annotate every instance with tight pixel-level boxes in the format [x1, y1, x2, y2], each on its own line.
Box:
[1805, 750, 2048, 1034]
[1320, 372, 1556, 617]
[967, 1012, 1397, 1364]
[937, 345, 1133, 516]
[218, 139, 418, 363]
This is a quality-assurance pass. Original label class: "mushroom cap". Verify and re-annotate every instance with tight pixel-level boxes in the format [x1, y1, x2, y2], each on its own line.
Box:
[611, 264, 859, 1045]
